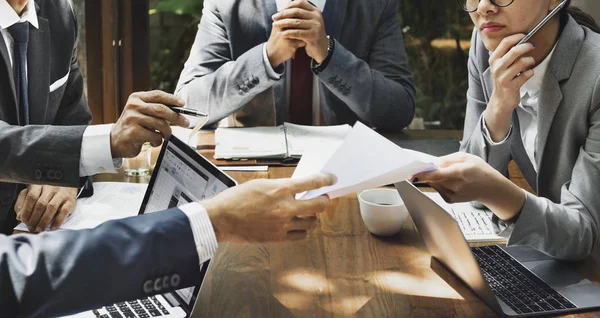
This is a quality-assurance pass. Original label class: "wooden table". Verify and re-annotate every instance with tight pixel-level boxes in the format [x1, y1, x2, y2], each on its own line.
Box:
[94, 131, 599, 318]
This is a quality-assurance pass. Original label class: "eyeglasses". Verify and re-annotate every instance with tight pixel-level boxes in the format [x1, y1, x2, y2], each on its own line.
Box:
[456, 0, 515, 13]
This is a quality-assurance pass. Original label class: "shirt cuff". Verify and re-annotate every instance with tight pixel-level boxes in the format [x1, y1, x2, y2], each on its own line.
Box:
[178, 202, 219, 265]
[79, 124, 122, 176]
[481, 114, 512, 146]
[263, 44, 284, 80]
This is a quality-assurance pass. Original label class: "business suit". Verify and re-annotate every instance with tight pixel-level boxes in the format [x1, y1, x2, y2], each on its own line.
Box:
[0, 0, 91, 232]
[175, 0, 415, 131]
[0, 208, 201, 317]
[461, 15, 600, 261]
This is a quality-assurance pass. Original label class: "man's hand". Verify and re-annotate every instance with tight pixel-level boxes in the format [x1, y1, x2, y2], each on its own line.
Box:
[266, 17, 306, 67]
[15, 185, 78, 232]
[203, 174, 337, 244]
[272, 0, 329, 63]
[110, 91, 191, 158]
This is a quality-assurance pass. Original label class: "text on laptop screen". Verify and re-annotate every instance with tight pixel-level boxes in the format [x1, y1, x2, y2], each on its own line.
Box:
[143, 143, 230, 214]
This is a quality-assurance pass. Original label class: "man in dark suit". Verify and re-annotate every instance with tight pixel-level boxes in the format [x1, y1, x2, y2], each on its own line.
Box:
[0, 0, 187, 234]
[176, 0, 416, 131]
[0, 0, 93, 234]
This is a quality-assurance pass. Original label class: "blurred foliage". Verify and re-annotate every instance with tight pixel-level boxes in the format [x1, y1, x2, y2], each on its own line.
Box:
[149, 0, 474, 129]
[149, 0, 204, 93]
[399, 0, 473, 129]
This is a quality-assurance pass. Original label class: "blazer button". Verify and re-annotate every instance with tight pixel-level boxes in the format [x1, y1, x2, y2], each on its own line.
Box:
[47, 170, 55, 180]
[55, 170, 64, 181]
[238, 90, 245, 96]
[35, 169, 42, 180]
[252, 77, 259, 85]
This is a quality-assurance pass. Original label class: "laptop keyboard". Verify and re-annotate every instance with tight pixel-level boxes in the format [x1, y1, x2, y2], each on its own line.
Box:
[91, 296, 171, 318]
[472, 245, 577, 314]
[451, 206, 495, 236]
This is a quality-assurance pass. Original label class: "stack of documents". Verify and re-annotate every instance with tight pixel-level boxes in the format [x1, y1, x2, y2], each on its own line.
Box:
[14, 182, 147, 232]
[293, 121, 437, 200]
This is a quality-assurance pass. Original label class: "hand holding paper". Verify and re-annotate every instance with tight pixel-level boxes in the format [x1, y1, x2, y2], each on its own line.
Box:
[293, 122, 437, 200]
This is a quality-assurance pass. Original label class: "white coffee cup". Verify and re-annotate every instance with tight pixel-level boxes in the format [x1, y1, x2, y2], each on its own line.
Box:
[358, 188, 409, 236]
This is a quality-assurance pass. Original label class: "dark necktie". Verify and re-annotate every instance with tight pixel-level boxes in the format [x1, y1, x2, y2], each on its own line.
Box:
[289, 48, 313, 125]
[7, 22, 30, 125]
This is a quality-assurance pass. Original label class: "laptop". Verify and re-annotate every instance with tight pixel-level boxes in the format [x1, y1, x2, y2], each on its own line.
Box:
[68, 136, 237, 318]
[395, 181, 600, 317]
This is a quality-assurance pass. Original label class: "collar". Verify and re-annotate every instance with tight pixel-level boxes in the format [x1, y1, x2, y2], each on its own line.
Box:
[520, 43, 557, 99]
[276, 0, 326, 12]
[0, 0, 39, 30]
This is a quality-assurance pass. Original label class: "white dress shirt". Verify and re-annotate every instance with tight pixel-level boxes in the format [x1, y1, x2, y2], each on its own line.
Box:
[482, 46, 557, 172]
[261, 0, 327, 125]
[1, 0, 217, 265]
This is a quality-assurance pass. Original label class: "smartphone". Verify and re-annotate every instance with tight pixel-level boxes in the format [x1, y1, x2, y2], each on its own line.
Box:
[517, 0, 568, 45]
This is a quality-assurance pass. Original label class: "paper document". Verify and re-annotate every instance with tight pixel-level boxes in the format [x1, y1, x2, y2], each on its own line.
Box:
[425, 192, 506, 243]
[14, 182, 148, 232]
[293, 121, 437, 200]
[214, 123, 351, 160]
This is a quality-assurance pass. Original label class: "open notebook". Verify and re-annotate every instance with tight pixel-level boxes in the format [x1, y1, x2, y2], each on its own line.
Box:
[214, 123, 351, 160]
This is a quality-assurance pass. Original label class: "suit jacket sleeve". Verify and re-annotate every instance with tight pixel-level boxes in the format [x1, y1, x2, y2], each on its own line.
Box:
[0, 123, 86, 186]
[507, 75, 600, 261]
[459, 29, 512, 177]
[175, 0, 281, 126]
[0, 208, 201, 317]
[315, 0, 416, 132]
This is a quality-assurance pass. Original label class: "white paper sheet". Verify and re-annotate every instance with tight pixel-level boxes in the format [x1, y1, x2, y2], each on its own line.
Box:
[294, 122, 437, 200]
[14, 182, 148, 232]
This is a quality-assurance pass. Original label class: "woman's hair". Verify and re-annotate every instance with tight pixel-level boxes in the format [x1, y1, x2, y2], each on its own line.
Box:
[563, 0, 600, 33]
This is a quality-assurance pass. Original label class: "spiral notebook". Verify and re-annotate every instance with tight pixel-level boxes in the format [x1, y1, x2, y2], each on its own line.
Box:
[214, 123, 351, 160]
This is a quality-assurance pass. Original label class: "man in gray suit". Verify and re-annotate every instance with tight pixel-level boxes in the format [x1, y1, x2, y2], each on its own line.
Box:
[176, 0, 415, 131]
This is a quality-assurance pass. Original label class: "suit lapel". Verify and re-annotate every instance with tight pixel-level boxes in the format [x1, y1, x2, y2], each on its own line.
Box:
[536, 16, 583, 173]
[0, 34, 19, 124]
[27, 17, 50, 125]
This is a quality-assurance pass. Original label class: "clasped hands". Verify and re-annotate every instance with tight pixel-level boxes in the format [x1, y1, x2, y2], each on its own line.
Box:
[266, 0, 329, 67]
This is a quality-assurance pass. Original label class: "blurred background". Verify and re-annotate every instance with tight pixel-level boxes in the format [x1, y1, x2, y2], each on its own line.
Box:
[73, 0, 600, 130]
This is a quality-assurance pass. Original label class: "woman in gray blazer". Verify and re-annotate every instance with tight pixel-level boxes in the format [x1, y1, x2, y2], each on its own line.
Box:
[414, 0, 600, 261]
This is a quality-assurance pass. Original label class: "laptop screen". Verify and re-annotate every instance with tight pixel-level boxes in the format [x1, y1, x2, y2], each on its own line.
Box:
[138, 135, 237, 313]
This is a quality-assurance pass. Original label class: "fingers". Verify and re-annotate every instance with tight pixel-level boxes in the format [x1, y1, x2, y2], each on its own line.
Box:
[18, 185, 42, 224]
[273, 8, 314, 21]
[135, 90, 185, 107]
[136, 128, 164, 149]
[290, 174, 337, 193]
[137, 103, 189, 128]
[36, 195, 64, 232]
[286, 230, 308, 241]
[14, 187, 29, 220]
[498, 43, 536, 71]
[290, 195, 331, 217]
[273, 18, 314, 30]
[291, 216, 319, 231]
[50, 200, 75, 231]
[134, 110, 173, 140]
[489, 33, 527, 65]
[280, 29, 315, 41]
[28, 187, 57, 232]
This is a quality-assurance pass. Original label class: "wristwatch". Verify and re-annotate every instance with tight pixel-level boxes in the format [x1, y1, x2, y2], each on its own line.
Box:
[311, 36, 335, 74]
